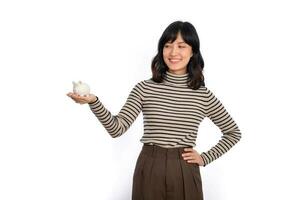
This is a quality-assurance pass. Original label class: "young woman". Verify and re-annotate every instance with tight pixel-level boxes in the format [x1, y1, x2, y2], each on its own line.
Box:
[67, 21, 242, 200]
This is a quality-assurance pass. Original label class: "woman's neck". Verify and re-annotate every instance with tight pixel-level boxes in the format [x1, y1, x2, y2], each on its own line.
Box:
[163, 70, 189, 86]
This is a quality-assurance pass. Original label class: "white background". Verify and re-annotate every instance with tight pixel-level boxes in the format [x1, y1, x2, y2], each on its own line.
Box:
[1, 0, 299, 199]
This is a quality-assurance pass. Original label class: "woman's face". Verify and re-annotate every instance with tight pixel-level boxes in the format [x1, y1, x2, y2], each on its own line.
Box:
[163, 33, 193, 75]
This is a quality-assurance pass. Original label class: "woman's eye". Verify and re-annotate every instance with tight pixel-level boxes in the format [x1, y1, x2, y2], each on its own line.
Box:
[179, 46, 186, 48]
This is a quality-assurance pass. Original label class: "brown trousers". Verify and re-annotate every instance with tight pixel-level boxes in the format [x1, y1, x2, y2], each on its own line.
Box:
[132, 144, 204, 200]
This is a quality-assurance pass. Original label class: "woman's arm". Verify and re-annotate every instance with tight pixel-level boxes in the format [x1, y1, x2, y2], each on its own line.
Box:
[200, 88, 242, 167]
[88, 81, 144, 138]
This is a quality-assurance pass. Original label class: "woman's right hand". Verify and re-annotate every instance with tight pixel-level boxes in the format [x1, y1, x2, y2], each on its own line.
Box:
[66, 92, 97, 105]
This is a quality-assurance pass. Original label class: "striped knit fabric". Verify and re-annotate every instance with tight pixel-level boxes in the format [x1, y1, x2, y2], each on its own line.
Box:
[88, 71, 242, 166]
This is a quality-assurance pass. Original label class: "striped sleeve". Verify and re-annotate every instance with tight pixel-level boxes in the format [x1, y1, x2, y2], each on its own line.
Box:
[88, 81, 144, 138]
[200, 88, 242, 167]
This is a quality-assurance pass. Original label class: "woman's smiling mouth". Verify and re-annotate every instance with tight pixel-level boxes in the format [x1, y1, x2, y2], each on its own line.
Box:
[169, 58, 181, 63]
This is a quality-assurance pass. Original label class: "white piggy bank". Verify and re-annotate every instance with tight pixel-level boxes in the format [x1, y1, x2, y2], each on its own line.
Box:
[72, 81, 90, 96]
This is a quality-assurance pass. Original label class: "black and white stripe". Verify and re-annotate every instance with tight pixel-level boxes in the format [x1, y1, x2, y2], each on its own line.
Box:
[88, 71, 241, 166]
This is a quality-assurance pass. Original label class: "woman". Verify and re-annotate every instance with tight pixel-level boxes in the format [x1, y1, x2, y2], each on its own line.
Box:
[67, 21, 242, 200]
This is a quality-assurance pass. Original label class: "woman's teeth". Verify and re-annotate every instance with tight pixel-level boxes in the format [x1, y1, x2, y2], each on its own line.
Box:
[169, 59, 181, 63]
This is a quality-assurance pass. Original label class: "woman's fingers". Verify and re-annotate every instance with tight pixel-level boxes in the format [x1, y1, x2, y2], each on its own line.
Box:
[182, 152, 193, 157]
[67, 92, 96, 105]
[182, 148, 204, 166]
[183, 156, 194, 160]
[66, 92, 90, 104]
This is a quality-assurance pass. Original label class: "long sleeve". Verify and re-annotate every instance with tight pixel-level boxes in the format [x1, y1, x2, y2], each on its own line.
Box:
[200, 88, 242, 167]
[88, 81, 144, 138]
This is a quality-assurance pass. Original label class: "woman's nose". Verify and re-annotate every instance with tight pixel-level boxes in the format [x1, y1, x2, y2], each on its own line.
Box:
[170, 47, 179, 55]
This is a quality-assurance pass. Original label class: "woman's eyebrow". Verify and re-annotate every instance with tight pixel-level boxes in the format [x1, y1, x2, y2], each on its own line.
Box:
[166, 41, 186, 44]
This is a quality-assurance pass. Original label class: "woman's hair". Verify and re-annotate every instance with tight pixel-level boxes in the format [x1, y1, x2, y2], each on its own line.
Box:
[151, 21, 205, 90]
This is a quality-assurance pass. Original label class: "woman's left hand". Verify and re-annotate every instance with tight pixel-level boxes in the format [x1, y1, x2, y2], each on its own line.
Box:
[182, 148, 205, 166]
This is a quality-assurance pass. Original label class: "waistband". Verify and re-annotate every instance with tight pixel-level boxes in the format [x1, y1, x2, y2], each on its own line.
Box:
[141, 144, 192, 160]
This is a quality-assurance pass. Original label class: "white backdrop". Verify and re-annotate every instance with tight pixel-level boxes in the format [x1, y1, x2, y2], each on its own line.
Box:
[1, 0, 299, 199]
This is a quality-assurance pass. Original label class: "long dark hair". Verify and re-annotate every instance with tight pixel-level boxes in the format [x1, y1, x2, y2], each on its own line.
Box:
[151, 21, 205, 90]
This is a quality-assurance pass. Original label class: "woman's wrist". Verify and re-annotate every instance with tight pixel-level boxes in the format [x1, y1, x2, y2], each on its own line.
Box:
[89, 96, 98, 104]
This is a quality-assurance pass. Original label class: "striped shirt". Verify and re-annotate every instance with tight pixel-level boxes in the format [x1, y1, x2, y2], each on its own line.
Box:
[88, 71, 242, 166]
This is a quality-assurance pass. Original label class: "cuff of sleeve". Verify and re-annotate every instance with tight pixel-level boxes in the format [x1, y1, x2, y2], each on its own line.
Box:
[200, 153, 209, 167]
[88, 96, 99, 105]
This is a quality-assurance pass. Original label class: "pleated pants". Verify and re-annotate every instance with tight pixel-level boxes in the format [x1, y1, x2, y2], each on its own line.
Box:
[132, 144, 204, 200]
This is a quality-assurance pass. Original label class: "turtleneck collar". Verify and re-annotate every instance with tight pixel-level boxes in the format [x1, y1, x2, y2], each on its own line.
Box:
[163, 70, 190, 86]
